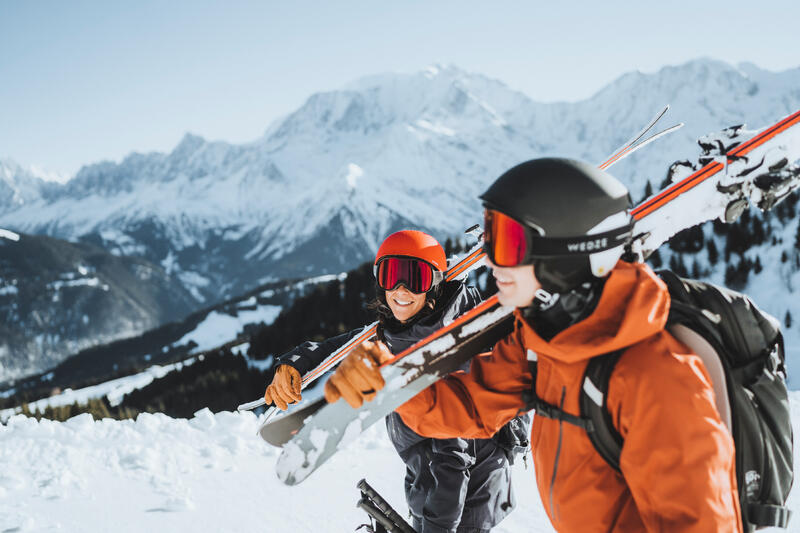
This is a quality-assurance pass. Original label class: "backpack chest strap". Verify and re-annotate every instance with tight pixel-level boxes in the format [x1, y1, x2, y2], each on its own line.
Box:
[524, 350, 626, 473]
[525, 391, 596, 431]
[524, 356, 603, 432]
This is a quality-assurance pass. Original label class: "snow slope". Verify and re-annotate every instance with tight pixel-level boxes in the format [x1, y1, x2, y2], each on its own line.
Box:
[2, 395, 799, 532]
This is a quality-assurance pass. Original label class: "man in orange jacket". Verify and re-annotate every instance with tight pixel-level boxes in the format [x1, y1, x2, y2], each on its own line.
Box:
[325, 158, 743, 532]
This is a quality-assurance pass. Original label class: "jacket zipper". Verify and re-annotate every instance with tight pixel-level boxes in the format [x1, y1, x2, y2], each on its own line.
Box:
[548, 386, 567, 522]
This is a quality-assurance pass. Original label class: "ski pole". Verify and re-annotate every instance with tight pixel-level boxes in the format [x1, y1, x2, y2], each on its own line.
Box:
[357, 498, 411, 533]
[357, 479, 416, 533]
[237, 398, 266, 411]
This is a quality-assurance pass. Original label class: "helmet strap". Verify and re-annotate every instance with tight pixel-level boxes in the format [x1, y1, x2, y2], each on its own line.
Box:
[523, 278, 605, 341]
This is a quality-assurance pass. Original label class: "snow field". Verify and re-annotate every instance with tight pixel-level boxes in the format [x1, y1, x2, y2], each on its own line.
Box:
[4, 395, 800, 532]
[0, 407, 545, 532]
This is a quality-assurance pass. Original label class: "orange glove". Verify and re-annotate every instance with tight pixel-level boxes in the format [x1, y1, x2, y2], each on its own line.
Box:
[264, 365, 302, 410]
[324, 340, 394, 408]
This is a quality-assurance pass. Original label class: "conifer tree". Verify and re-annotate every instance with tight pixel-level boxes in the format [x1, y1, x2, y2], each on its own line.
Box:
[795, 222, 800, 251]
[707, 239, 719, 265]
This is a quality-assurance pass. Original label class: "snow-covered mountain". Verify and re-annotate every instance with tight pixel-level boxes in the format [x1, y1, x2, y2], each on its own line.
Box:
[0, 159, 61, 209]
[0, 229, 197, 381]
[3, 59, 798, 305]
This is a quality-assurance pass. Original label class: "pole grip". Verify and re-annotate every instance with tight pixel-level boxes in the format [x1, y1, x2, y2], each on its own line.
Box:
[357, 479, 416, 533]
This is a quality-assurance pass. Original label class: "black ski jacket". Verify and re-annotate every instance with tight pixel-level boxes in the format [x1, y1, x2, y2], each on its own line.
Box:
[277, 281, 529, 533]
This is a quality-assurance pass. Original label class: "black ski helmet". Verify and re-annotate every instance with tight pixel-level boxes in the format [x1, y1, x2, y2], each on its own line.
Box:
[480, 158, 633, 293]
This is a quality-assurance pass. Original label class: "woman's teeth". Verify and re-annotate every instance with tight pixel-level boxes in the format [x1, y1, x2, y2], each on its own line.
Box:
[393, 299, 412, 306]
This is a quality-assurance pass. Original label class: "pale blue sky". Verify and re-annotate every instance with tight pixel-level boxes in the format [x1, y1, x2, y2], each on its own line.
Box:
[1, 0, 798, 177]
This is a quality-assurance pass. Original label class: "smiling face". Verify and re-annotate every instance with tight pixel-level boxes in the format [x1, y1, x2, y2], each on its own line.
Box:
[488, 259, 541, 308]
[385, 285, 428, 322]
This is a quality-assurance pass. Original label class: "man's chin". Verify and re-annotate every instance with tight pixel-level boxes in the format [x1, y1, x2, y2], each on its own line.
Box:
[496, 291, 515, 307]
[497, 290, 535, 309]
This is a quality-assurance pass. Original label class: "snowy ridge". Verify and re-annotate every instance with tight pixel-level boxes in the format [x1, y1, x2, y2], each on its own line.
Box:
[2, 394, 800, 532]
[3, 59, 799, 304]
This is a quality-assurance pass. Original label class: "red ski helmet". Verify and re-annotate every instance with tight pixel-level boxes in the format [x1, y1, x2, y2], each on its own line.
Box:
[374, 231, 447, 293]
[374, 230, 447, 271]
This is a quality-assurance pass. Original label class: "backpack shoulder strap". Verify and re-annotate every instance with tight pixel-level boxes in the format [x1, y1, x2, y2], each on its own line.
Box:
[524, 354, 595, 432]
[574, 270, 698, 474]
[579, 350, 625, 472]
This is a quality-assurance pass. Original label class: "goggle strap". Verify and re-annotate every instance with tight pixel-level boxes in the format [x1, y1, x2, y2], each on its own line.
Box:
[524, 224, 633, 256]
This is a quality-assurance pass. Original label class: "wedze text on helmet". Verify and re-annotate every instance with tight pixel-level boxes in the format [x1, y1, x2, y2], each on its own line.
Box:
[566, 238, 609, 252]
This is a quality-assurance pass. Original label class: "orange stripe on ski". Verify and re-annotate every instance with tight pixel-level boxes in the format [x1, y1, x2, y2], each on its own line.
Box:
[632, 109, 800, 221]
[598, 143, 635, 170]
[445, 249, 485, 280]
[632, 162, 723, 220]
[302, 326, 378, 383]
[380, 295, 501, 368]
[729, 110, 800, 156]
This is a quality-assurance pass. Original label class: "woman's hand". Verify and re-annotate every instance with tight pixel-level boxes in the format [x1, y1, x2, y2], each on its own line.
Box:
[264, 365, 302, 410]
[324, 340, 393, 408]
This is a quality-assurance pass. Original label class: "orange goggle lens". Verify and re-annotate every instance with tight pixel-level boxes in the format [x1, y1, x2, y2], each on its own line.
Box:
[484, 209, 529, 267]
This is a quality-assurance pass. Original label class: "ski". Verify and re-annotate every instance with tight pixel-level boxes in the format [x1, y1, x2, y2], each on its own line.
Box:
[275, 296, 514, 485]
[597, 104, 683, 170]
[260, 300, 512, 448]
[272, 109, 800, 486]
[599, 122, 684, 170]
[630, 109, 800, 259]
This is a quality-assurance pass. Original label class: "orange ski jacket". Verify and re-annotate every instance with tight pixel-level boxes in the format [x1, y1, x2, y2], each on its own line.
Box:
[395, 261, 742, 532]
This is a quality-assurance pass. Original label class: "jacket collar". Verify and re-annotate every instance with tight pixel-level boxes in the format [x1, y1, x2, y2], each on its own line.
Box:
[517, 261, 670, 363]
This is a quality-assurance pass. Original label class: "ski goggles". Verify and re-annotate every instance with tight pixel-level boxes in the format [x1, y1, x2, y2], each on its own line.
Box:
[483, 208, 634, 267]
[374, 256, 444, 294]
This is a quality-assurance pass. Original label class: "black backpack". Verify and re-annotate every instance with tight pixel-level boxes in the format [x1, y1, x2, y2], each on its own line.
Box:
[527, 270, 793, 531]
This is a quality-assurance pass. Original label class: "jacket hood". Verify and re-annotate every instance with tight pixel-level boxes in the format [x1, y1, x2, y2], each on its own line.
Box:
[518, 261, 670, 363]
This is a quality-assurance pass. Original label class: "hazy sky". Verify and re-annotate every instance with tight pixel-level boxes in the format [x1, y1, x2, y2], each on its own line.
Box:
[1, 0, 798, 178]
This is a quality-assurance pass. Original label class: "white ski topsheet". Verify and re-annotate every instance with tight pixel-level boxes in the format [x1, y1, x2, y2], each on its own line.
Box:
[2, 397, 800, 532]
[633, 114, 800, 257]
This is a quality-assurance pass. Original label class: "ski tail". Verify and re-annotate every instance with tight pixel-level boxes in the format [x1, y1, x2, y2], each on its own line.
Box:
[599, 122, 684, 170]
[598, 105, 684, 170]
[599, 105, 672, 169]
[357, 479, 416, 533]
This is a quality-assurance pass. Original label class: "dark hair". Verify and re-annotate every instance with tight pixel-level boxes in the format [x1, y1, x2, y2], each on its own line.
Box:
[368, 282, 443, 342]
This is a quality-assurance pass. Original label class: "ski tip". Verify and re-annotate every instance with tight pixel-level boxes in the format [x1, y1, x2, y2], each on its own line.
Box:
[276, 441, 316, 486]
[237, 398, 266, 411]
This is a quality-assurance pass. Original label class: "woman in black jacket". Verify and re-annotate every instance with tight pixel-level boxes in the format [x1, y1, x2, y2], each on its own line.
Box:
[264, 230, 528, 533]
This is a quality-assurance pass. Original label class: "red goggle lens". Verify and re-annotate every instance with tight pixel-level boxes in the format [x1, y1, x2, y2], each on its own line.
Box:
[484, 209, 528, 267]
[376, 257, 435, 294]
